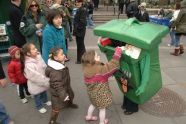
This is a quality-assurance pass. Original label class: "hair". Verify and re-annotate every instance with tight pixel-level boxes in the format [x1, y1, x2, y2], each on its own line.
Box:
[81, 50, 96, 67]
[46, 9, 63, 25]
[49, 47, 62, 60]
[175, 3, 181, 10]
[20, 42, 34, 73]
[25, 0, 41, 14]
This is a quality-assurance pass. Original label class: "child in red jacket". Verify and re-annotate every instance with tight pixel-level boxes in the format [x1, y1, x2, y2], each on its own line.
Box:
[8, 45, 31, 104]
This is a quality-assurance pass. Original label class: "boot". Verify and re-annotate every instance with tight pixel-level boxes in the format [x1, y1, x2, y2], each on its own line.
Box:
[49, 111, 60, 124]
[170, 48, 180, 56]
[179, 44, 184, 54]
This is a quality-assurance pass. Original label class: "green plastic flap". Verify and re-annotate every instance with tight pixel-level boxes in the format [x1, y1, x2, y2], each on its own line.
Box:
[94, 18, 169, 50]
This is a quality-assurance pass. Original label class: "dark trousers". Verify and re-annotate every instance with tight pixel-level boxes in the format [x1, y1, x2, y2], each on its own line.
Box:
[122, 95, 138, 112]
[19, 83, 30, 99]
[119, 3, 125, 14]
[76, 36, 86, 62]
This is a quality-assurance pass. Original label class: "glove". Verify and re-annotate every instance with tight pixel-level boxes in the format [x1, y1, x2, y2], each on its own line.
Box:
[135, 85, 145, 96]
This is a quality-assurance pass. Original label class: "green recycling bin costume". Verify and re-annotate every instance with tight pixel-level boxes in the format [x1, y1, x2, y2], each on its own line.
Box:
[94, 18, 169, 104]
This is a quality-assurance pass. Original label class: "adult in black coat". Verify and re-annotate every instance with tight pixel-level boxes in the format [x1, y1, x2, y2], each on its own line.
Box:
[136, 2, 149, 22]
[126, 0, 139, 18]
[9, 0, 26, 47]
[73, 0, 87, 64]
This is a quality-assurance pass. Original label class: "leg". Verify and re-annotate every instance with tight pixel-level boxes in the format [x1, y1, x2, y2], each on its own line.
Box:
[19, 84, 25, 99]
[171, 33, 181, 56]
[124, 96, 138, 115]
[99, 108, 108, 124]
[85, 104, 97, 121]
[23, 83, 31, 96]
[34, 93, 44, 110]
[49, 109, 60, 124]
[41, 91, 48, 104]
[76, 36, 84, 63]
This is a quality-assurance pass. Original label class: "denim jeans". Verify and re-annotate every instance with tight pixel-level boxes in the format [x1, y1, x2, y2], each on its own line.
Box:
[169, 29, 176, 46]
[34, 91, 48, 110]
[87, 14, 94, 27]
[0, 102, 11, 124]
[175, 33, 186, 47]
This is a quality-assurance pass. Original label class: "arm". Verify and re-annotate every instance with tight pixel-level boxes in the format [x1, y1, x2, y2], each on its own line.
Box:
[135, 54, 150, 95]
[0, 60, 7, 87]
[19, 16, 37, 37]
[42, 28, 55, 63]
[24, 64, 49, 87]
[7, 63, 16, 83]
[98, 47, 123, 78]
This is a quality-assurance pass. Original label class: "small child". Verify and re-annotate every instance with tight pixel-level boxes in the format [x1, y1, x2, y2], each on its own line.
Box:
[45, 47, 78, 124]
[81, 47, 124, 124]
[8, 45, 31, 104]
[20, 43, 51, 114]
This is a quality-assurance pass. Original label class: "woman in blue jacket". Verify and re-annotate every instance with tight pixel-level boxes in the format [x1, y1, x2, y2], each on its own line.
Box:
[42, 9, 67, 63]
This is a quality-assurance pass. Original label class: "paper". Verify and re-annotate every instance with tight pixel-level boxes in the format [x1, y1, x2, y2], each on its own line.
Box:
[124, 44, 141, 59]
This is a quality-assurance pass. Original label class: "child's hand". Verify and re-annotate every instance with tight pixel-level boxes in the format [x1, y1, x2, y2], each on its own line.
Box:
[0, 79, 7, 88]
[64, 95, 70, 101]
[119, 46, 126, 51]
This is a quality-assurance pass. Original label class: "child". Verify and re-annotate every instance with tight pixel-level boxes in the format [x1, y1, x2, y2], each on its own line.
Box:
[45, 47, 78, 124]
[8, 45, 31, 104]
[81, 47, 124, 124]
[20, 43, 51, 114]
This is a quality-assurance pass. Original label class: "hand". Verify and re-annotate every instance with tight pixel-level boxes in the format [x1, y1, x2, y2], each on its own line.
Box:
[35, 23, 43, 29]
[119, 46, 126, 51]
[0, 79, 7, 87]
[135, 85, 145, 96]
[64, 95, 70, 101]
[36, 32, 42, 36]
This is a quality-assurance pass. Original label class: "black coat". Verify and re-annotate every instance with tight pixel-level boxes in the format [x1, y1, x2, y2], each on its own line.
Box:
[0, 60, 5, 79]
[9, 2, 26, 47]
[73, 6, 87, 37]
[136, 11, 149, 22]
[126, 1, 139, 18]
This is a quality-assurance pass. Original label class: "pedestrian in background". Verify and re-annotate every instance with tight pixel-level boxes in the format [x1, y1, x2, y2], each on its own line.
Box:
[41, 0, 53, 16]
[46, 48, 78, 124]
[73, 0, 87, 64]
[42, 9, 68, 63]
[9, 0, 26, 47]
[136, 2, 149, 22]
[20, 0, 47, 52]
[8, 46, 31, 104]
[118, 0, 125, 14]
[20, 43, 51, 114]
[168, 3, 181, 47]
[170, 0, 186, 56]
[86, 0, 95, 28]
[81, 46, 124, 124]
[0, 59, 14, 124]
[126, 0, 139, 18]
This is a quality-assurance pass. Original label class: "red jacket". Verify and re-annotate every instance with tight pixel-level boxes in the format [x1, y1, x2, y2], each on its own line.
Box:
[8, 59, 27, 84]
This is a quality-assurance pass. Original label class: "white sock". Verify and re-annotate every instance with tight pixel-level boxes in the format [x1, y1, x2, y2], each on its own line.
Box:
[99, 108, 106, 124]
[87, 104, 95, 117]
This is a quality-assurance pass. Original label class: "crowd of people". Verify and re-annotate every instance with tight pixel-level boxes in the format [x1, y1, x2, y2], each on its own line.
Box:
[1, 0, 186, 124]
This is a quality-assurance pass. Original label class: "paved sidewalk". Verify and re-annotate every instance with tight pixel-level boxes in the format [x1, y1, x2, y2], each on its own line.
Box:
[1, 27, 186, 124]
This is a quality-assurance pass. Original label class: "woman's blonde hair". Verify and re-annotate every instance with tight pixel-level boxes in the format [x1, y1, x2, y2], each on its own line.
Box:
[25, 0, 41, 14]
[81, 50, 96, 67]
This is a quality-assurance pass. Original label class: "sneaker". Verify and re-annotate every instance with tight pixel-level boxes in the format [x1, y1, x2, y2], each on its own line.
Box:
[8, 120, 14, 124]
[45, 101, 52, 106]
[21, 98, 28, 104]
[38, 107, 47, 113]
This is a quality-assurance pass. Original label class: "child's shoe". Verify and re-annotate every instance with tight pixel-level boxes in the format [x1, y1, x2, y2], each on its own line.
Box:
[21, 98, 28, 104]
[8, 120, 14, 124]
[39, 107, 47, 113]
[45, 101, 52, 106]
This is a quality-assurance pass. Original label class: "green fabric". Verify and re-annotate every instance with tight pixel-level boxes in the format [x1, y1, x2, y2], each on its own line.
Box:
[94, 18, 169, 50]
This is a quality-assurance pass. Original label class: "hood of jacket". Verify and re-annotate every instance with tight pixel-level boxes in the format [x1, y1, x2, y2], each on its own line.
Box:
[48, 59, 65, 70]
